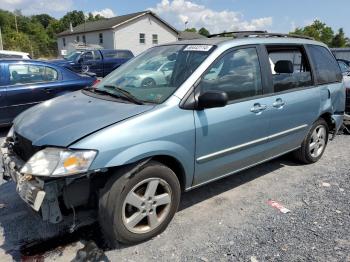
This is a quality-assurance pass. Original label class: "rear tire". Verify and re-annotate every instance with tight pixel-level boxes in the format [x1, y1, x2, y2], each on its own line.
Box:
[293, 118, 329, 164]
[98, 161, 181, 247]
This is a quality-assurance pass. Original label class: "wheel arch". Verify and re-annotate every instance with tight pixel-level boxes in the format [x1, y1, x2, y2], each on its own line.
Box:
[319, 112, 334, 130]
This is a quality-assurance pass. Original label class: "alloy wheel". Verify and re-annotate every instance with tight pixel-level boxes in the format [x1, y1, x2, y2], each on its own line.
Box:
[309, 125, 327, 158]
[122, 178, 172, 234]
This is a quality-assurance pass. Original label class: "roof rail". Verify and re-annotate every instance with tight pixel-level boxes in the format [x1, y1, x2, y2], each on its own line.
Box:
[208, 31, 314, 40]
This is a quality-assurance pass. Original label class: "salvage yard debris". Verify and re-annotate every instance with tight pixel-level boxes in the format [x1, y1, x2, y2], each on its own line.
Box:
[267, 200, 291, 214]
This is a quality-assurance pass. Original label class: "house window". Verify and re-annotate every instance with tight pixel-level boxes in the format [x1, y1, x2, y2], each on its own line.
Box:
[76, 35, 80, 42]
[99, 33, 103, 44]
[62, 38, 66, 47]
[82, 35, 86, 44]
[152, 34, 158, 44]
[139, 33, 145, 44]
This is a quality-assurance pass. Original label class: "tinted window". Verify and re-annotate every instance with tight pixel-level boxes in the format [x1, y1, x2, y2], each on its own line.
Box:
[267, 46, 312, 92]
[308, 45, 342, 84]
[116, 51, 133, 59]
[198, 48, 262, 101]
[9, 64, 58, 85]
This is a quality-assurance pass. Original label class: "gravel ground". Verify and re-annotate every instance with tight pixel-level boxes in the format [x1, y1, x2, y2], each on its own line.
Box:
[0, 128, 349, 261]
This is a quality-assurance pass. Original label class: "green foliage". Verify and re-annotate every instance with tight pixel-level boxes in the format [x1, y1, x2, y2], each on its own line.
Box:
[332, 28, 347, 48]
[290, 20, 349, 47]
[0, 9, 105, 58]
[185, 28, 197, 33]
[198, 27, 210, 37]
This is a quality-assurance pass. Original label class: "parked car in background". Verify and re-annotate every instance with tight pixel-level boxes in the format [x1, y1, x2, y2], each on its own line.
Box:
[337, 59, 350, 75]
[0, 59, 96, 126]
[343, 74, 350, 133]
[50, 49, 134, 77]
[1, 33, 345, 247]
[118, 59, 175, 88]
[337, 58, 350, 67]
[0, 50, 31, 59]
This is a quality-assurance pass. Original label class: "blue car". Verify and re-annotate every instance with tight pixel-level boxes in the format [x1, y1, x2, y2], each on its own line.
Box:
[1, 32, 345, 246]
[51, 49, 134, 77]
[0, 59, 96, 126]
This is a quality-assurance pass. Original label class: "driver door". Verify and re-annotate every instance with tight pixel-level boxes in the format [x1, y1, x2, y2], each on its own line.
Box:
[193, 46, 273, 186]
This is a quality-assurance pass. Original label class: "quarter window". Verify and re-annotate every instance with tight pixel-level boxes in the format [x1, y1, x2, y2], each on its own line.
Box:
[152, 34, 158, 44]
[267, 46, 312, 92]
[9, 64, 58, 85]
[198, 47, 263, 101]
[139, 33, 145, 44]
[308, 45, 343, 84]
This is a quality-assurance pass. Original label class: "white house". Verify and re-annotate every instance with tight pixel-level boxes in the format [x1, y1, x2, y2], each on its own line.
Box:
[57, 11, 180, 56]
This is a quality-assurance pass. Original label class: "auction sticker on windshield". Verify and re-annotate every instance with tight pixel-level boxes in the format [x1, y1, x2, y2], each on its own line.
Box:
[183, 45, 213, 52]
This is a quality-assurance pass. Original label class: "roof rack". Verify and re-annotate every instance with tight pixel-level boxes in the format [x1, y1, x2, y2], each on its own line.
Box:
[207, 31, 314, 40]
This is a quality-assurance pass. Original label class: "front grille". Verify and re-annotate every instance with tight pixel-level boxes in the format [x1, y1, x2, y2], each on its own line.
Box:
[12, 133, 40, 162]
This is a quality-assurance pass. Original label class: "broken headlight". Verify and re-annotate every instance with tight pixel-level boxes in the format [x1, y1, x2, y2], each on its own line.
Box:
[20, 148, 97, 177]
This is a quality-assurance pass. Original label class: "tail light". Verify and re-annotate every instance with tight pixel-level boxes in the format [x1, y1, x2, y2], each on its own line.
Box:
[92, 79, 101, 88]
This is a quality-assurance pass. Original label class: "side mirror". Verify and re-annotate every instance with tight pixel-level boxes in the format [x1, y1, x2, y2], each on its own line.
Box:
[197, 90, 228, 110]
[77, 57, 83, 64]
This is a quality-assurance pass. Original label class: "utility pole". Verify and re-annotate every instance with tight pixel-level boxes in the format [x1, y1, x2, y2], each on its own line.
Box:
[0, 27, 3, 50]
[14, 14, 18, 33]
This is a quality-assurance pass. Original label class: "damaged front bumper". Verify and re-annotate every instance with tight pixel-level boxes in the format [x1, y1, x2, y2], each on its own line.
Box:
[0, 141, 93, 224]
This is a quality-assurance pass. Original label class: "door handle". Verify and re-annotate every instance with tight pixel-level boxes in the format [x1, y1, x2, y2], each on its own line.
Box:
[250, 103, 267, 113]
[272, 98, 285, 108]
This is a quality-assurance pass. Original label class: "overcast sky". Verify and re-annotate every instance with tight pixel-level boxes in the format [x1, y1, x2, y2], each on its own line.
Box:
[0, 0, 349, 35]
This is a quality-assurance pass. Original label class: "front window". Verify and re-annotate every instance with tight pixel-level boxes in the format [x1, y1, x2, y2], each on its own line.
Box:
[94, 44, 215, 104]
[64, 51, 82, 61]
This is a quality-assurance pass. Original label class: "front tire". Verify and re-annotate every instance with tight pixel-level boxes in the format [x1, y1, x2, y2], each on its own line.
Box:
[99, 161, 181, 246]
[293, 118, 329, 164]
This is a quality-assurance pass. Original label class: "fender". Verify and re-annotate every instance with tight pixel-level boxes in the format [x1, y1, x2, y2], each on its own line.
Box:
[96, 140, 194, 189]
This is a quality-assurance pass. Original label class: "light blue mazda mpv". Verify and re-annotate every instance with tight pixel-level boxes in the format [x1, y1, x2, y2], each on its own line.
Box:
[1, 32, 345, 246]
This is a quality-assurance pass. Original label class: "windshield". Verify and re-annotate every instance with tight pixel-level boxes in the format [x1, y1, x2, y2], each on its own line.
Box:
[64, 51, 82, 61]
[95, 44, 214, 104]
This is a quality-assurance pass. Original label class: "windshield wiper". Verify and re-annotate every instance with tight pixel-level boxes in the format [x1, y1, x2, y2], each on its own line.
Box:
[85, 87, 125, 99]
[103, 84, 144, 105]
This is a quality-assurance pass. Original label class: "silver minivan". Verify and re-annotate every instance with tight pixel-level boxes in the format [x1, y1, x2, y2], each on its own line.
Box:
[1, 32, 345, 246]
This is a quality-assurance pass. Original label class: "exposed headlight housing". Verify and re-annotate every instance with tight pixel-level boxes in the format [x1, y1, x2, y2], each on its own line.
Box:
[20, 148, 97, 177]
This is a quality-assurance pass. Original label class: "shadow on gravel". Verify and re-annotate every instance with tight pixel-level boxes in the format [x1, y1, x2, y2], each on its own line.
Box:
[0, 145, 299, 259]
[179, 154, 297, 211]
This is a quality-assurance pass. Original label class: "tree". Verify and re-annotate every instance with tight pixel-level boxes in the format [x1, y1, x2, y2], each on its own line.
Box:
[198, 27, 210, 37]
[185, 27, 197, 32]
[290, 20, 334, 46]
[331, 28, 347, 47]
[32, 14, 56, 28]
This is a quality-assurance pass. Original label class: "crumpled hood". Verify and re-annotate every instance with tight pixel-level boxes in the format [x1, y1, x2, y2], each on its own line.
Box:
[13, 91, 154, 147]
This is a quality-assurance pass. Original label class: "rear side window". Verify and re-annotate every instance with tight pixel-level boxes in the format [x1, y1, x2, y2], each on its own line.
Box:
[267, 46, 312, 93]
[116, 51, 133, 59]
[198, 47, 262, 102]
[9, 64, 58, 85]
[307, 45, 342, 85]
